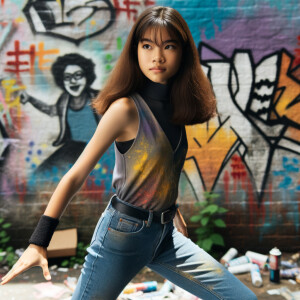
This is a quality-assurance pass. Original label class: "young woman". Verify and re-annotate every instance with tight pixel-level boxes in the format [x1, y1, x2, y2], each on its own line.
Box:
[1, 6, 257, 300]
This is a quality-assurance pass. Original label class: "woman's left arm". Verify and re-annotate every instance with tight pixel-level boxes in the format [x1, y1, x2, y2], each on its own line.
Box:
[173, 208, 188, 237]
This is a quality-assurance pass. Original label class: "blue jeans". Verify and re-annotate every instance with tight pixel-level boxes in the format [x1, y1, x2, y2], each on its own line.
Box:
[72, 195, 257, 300]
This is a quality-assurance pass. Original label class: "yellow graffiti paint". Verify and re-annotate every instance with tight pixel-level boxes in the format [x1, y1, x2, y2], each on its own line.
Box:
[14, 17, 25, 23]
[94, 163, 101, 170]
[1, 79, 25, 117]
[184, 117, 238, 191]
[32, 156, 41, 165]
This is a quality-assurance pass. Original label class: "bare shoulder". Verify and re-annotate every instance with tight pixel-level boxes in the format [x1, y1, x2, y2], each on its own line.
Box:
[107, 97, 137, 119]
[109, 97, 136, 111]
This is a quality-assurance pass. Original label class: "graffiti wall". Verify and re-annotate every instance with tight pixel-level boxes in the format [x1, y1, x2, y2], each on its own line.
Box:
[0, 0, 299, 251]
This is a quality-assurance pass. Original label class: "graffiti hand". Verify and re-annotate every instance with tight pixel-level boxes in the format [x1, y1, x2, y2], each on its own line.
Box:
[19, 90, 29, 104]
[0, 244, 50, 285]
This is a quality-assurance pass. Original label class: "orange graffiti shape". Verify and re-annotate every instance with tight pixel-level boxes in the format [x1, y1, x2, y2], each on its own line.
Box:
[273, 51, 300, 125]
[36, 42, 59, 70]
[184, 118, 238, 191]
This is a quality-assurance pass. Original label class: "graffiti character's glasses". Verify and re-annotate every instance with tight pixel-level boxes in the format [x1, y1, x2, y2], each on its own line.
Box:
[63, 71, 85, 82]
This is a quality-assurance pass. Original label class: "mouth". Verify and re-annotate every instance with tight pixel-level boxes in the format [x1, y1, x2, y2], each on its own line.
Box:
[69, 85, 80, 91]
[150, 68, 166, 72]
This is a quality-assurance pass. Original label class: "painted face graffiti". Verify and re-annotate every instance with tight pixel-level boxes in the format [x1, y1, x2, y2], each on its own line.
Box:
[63, 65, 87, 97]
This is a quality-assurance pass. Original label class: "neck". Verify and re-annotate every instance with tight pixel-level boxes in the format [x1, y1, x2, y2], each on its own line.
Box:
[139, 77, 171, 103]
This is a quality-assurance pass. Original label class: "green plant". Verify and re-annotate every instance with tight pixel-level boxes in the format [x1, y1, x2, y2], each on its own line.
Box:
[190, 191, 228, 253]
[61, 242, 89, 268]
[0, 218, 18, 268]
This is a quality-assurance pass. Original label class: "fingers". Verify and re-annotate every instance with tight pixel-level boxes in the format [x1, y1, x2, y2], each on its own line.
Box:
[1, 260, 51, 285]
[1, 262, 30, 285]
[41, 259, 51, 281]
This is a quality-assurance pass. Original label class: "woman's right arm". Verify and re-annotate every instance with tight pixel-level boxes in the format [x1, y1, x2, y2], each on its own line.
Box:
[0, 97, 135, 285]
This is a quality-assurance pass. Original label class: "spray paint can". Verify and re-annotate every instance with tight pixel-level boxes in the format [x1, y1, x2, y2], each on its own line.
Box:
[245, 251, 268, 268]
[225, 256, 251, 268]
[228, 263, 253, 274]
[250, 264, 263, 287]
[122, 281, 157, 294]
[291, 252, 300, 262]
[269, 247, 281, 283]
[281, 260, 298, 269]
[220, 248, 238, 265]
[159, 280, 175, 293]
[280, 268, 300, 279]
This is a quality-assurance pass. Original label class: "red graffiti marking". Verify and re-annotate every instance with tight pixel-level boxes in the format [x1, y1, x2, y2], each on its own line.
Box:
[223, 170, 231, 224]
[230, 154, 247, 192]
[5, 41, 59, 81]
[14, 176, 27, 204]
[248, 178, 266, 234]
[113, 0, 155, 21]
[81, 180, 106, 203]
[223, 170, 230, 204]
[1, 0, 4, 7]
[145, 0, 155, 6]
[5, 40, 35, 80]
[294, 35, 300, 68]
[268, 182, 272, 219]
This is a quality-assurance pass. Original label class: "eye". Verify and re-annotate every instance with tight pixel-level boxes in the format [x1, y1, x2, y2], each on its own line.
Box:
[165, 44, 176, 50]
[142, 44, 151, 50]
[63, 74, 71, 81]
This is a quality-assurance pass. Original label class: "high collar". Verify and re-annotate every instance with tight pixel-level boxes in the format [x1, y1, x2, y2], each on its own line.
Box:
[139, 77, 171, 103]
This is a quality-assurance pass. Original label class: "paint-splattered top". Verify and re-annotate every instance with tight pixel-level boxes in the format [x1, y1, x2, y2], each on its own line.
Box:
[112, 92, 188, 212]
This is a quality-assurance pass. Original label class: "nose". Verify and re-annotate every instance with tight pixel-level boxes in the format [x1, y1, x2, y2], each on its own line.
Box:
[70, 76, 77, 83]
[152, 48, 165, 63]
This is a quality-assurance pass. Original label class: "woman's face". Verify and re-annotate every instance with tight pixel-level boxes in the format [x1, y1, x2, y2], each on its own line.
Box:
[137, 27, 182, 85]
[63, 65, 87, 97]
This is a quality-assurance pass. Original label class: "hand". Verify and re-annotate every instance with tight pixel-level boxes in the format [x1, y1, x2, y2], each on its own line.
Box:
[173, 209, 188, 237]
[1, 244, 51, 285]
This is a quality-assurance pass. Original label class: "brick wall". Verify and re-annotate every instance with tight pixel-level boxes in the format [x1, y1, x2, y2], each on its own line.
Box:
[0, 0, 299, 253]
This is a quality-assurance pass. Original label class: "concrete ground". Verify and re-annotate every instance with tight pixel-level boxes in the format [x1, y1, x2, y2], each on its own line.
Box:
[0, 254, 299, 300]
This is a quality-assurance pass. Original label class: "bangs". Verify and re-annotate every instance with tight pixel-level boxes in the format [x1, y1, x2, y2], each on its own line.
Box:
[136, 21, 185, 46]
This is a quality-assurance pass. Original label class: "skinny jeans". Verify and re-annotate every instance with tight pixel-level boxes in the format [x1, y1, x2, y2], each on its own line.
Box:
[71, 195, 257, 300]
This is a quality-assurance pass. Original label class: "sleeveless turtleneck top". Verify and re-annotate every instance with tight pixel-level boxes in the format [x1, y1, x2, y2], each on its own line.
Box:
[116, 78, 181, 153]
[112, 89, 188, 212]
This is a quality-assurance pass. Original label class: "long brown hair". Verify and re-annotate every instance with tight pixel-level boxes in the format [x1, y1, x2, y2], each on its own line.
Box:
[92, 6, 216, 125]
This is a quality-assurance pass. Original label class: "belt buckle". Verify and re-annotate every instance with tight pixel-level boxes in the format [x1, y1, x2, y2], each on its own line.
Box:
[161, 209, 172, 224]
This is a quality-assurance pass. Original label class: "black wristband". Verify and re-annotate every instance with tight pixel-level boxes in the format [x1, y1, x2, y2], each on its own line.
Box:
[29, 215, 59, 247]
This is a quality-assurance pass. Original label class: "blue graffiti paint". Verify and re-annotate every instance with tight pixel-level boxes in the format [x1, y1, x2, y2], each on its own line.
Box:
[273, 157, 300, 190]
[156, 0, 298, 45]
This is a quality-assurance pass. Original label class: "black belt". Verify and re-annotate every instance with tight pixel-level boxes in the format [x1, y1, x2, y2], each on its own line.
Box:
[111, 196, 178, 224]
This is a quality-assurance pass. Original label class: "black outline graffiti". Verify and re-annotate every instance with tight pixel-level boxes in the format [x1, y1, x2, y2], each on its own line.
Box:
[20, 53, 100, 175]
[0, 121, 9, 168]
[185, 42, 300, 203]
[22, 0, 116, 45]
